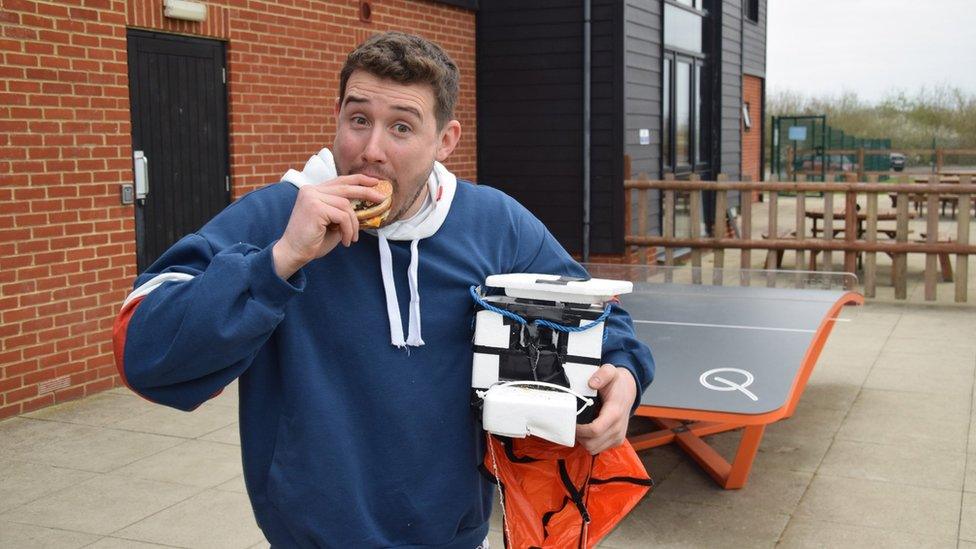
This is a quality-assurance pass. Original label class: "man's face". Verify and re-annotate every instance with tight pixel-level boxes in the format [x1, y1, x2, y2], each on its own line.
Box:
[333, 70, 460, 225]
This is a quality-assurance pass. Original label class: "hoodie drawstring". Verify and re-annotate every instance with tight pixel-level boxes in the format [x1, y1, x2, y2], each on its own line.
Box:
[377, 235, 424, 348]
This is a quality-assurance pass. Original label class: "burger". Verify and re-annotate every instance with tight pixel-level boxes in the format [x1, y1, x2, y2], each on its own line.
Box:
[353, 180, 393, 229]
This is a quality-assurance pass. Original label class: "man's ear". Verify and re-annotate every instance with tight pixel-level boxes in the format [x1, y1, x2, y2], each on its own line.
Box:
[435, 120, 462, 162]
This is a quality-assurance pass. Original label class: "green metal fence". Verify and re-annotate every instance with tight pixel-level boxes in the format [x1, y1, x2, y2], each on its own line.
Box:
[771, 115, 891, 181]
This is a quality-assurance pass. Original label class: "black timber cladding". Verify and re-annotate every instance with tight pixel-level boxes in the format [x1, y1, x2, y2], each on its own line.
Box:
[623, 0, 663, 236]
[741, 0, 765, 76]
[476, 0, 624, 255]
[476, 0, 764, 249]
[718, 0, 742, 180]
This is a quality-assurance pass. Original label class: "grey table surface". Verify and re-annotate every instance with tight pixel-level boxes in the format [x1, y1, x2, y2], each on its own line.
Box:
[620, 283, 850, 415]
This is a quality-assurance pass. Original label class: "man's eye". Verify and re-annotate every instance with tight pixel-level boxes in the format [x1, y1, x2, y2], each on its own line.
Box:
[352, 116, 369, 126]
[394, 124, 412, 134]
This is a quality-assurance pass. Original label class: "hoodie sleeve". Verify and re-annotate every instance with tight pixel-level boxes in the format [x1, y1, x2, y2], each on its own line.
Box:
[507, 200, 655, 412]
[113, 207, 304, 412]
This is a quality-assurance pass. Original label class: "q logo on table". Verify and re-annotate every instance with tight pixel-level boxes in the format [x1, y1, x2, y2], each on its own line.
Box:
[699, 368, 759, 402]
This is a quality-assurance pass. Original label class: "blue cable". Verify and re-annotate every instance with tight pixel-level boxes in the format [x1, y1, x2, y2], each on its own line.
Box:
[469, 285, 613, 335]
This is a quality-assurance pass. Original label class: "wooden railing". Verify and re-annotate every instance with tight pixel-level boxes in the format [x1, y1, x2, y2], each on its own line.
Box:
[624, 174, 976, 302]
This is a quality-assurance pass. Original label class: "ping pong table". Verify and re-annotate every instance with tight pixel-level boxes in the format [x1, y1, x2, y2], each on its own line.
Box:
[584, 265, 863, 489]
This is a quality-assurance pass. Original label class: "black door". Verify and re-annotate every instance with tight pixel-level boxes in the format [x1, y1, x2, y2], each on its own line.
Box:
[127, 30, 229, 272]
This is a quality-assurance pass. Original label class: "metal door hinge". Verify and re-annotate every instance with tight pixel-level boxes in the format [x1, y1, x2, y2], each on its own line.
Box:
[225, 175, 230, 192]
[222, 67, 226, 84]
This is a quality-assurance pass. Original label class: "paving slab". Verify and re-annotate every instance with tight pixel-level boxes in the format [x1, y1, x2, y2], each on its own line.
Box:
[112, 439, 244, 488]
[0, 520, 100, 548]
[650, 460, 812, 513]
[835, 403, 970, 454]
[0, 474, 201, 535]
[0, 460, 96, 514]
[963, 492, 976, 542]
[22, 392, 157, 427]
[198, 422, 241, 446]
[112, 400, 238, 439]
[114, 489, 265, 549]
[600, 497, 790, 548]
[818, 438, 967, 491]
[863, 363, 974, 396]
[794, 474, 960, 538]
[215, 474, 248, 494]
[849, 387, 972, 422]
[967, 458, 976, 493]
[777, 518, 957, 549]
[8, 422, 183, 474]
[87, 538, 181, 548]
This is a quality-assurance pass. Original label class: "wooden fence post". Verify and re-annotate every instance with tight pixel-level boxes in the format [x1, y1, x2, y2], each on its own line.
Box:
[924, 175, 940, 300]
[894, 175, 910, 299]
[663, 173, 675, 282]
[740, 175, 753, 286]
[957, 175, 971, 302]
[795, 174, 807, 277]
[864, 174, 879, 298]
[637, 172, 649, 266]
[766, 175, 779, 287]
[689, 173, 702, 284]
[713, 174, 728, 286]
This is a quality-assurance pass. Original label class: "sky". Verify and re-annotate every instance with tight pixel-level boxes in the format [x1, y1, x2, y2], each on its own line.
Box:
[766, 0, 976, 104]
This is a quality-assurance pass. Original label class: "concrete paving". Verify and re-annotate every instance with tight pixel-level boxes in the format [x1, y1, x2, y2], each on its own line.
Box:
[2, 196, 974, 548]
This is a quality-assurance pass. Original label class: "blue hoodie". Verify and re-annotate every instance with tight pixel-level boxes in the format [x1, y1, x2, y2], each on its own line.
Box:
[115, 180, 654, 548]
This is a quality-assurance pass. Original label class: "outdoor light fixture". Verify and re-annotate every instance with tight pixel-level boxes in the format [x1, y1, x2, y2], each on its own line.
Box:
[163, 0, 207, 22]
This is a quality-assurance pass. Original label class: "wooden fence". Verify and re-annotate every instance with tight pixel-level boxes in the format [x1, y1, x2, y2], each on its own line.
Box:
[624, 174, 976, 302]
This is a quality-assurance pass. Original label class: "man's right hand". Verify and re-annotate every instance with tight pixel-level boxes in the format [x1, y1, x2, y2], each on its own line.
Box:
[272, 174, 387, 280]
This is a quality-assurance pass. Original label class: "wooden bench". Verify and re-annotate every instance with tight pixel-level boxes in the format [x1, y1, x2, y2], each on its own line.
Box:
[760, 228, 794, 269]
[917, 232, 954, 282]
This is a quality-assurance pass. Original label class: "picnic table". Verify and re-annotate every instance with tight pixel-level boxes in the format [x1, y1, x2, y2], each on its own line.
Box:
[804, 206, 911, 239]
[616, 279, 862, 489]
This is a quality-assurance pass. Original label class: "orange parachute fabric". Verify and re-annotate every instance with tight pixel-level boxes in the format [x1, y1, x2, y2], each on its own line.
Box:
[482, 434, 652, 549]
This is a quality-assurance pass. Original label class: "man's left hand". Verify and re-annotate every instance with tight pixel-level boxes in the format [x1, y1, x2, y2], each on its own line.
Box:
[575, 364, 637, 455]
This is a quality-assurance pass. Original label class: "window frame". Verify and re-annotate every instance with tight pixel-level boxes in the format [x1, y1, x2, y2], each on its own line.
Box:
[661, 51, 709, 176]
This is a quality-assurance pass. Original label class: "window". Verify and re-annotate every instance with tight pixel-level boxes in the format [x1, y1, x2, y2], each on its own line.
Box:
[664, 3, 703, 54]
[662, 58, 671, 169]
[661, 54, 707, 173]
[675, 60, 691, 168]
[746, 0, 759, 23]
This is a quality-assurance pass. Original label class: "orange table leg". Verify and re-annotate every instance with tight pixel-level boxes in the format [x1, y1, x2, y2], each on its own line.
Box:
[628, 420, 767, 489]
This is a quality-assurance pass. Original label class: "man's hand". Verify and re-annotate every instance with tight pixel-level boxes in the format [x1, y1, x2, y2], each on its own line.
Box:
[272, 174, 387, 279]
[576, 364, 638, 455]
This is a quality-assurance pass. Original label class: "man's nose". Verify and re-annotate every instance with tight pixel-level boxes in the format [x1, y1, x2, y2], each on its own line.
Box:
[361, 129, 387, 164]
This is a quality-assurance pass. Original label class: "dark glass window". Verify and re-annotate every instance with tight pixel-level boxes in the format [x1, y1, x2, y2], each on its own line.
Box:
[662, 58, 671, 169]
[675, 60, 691, 167]
[695, 64, 703, 162]
[662, 54, 708, 173]
[746, 0, 759, 22]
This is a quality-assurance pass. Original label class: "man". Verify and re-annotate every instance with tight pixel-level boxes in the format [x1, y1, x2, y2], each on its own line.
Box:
[113, 32, 653, 548]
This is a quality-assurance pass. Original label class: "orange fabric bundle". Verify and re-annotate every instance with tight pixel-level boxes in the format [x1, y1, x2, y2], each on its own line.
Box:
[483, 434, 652, 548]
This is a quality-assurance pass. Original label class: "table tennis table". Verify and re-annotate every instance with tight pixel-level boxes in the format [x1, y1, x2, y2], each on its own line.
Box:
[584, 264, 863, 490]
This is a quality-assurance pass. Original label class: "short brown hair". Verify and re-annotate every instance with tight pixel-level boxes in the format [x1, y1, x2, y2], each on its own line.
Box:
[339, 32, 459, 128]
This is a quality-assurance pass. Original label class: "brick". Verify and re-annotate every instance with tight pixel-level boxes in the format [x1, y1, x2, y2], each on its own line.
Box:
[84, 377, 115, 395]
[0, 404, 22, 421]
[6, 383, 39, 402]
[0, 376, 24, 393]
[22, 393, 55, 412]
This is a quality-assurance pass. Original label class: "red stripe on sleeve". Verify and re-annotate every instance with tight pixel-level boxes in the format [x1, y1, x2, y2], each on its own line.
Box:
[112, 295, 224, 407]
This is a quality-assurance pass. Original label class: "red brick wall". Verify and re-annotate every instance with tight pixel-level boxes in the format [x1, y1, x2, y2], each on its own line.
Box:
[742, 74, 763, 183]
[0, 0, 477, 420]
